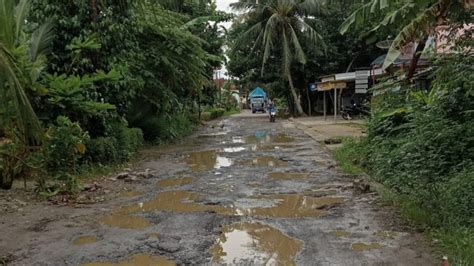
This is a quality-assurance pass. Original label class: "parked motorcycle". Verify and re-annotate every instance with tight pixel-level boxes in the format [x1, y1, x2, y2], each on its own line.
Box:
[341, 102, 370, 120]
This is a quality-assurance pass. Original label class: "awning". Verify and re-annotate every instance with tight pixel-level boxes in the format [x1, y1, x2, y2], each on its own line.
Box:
[317, 81, 347, 91]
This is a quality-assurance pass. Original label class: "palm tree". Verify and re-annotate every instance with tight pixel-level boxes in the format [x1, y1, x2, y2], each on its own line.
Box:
[231, 0, 325, 116]
[0, 0, 53, 142]
[340, 0, 471, 80]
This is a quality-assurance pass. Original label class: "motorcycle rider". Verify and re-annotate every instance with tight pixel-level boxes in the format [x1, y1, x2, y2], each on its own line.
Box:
[267, 99, 276, 122]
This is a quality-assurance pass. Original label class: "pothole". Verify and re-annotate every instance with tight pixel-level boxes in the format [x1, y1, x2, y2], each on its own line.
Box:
[119, 191, 141, 197]
[185, 151, 233, 171]
[210, 222, 302, 265]
[81, 253, 175, 266]
[351, 242, 382, 252]
[331, 230, 352, 238]
[73, 236, 98, 245]
[374, 231, 399, 239]
[157, 177, 193, 187]
[101, 212, 151, 229]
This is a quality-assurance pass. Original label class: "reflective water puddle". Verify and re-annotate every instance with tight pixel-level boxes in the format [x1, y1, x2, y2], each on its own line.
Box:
[73, 236, 98, 245]
[331, 230, 352, 238]
[244, 132, 295, 144]
[82, 253, 175, 266]
[245, 194, 345, 218]
[268, 172, 310, 180]
[185, 151, 233, 171]
[158, 177, 193, 187]
[223, 147, 246, 153]
[250, 144, 293, 151]
[243, 156, 288, 167]
[210, 222, 302, 265]
[352, 242, 382, 252]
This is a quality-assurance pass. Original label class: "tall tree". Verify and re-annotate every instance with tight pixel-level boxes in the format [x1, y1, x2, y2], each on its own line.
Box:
[231, 0, 326, 116]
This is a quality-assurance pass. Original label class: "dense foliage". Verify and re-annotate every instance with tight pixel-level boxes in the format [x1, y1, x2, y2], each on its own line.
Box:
[0, 0, 230, 192]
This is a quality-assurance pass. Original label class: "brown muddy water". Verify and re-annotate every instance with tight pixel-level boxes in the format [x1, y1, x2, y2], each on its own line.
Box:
[73, 236, 98, 245]
[82, 253, 176, 266]
[351, 242, 382, 252]
[210, 222, 302, 265]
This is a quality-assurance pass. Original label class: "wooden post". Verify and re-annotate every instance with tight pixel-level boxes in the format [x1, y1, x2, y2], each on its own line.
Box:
[323, 91, 326, 121]
[334, 88, 337, 120]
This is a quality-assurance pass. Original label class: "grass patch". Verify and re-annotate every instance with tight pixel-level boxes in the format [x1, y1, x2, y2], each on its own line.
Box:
[332, 139, 365, 175]
[332, 137, 474, 265]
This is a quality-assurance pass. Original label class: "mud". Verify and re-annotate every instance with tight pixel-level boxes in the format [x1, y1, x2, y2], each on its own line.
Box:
[268, 172, 310, 180]
[0, 113, 436, 265]
[157, 177, 193, 187]
[81, 253, 176, 266]
[244, 194, 346, 218]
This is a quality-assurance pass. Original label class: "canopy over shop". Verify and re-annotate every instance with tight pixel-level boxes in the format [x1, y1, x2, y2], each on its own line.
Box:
[316, 68, 384, 120]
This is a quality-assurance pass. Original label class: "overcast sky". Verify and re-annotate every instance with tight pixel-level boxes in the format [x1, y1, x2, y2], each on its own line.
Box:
[216, 0, 234, 13]
[215, 0, 236, 78]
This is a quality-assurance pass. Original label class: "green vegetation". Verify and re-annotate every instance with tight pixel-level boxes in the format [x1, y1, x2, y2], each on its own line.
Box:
[0, 0, 231, 193]
[334, 48, 473, 264]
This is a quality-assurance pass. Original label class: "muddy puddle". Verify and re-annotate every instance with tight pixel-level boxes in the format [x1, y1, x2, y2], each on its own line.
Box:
[158, 177, 193, 187]
[244, 132, 295, 144]
[82, 253, 176, 266]
[185, 150, 233, 171]
[351, 242, 382, 252]
[331, 230, 352, 238]
[243, 156, 288, 167]
[101, 212, 151, 229]
[119, 190, 141, 197]
[268, 172, 310, 180]
[73, 236, 98, 245]
[210, 222, 301, 265]
[244, 194, 345, 218]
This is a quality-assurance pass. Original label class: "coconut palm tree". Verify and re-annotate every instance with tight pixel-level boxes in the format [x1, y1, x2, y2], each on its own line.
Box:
[231, 0, 325, 116]
[340, 0, 471, 80]
[0, 0, 53, 142]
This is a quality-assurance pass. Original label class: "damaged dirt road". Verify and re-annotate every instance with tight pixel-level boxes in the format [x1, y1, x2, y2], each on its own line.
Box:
[0, 113, 435, 265]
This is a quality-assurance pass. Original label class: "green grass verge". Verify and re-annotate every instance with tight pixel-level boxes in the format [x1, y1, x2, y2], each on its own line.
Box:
[332, 138, 474, 265]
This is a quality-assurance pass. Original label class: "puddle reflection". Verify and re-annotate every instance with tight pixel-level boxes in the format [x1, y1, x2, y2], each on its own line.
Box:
[186, 151, 233, 171]
[210, 222, 301, 265]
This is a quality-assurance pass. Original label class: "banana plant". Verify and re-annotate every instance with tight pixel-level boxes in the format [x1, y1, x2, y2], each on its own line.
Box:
[340, 0, 470, 79]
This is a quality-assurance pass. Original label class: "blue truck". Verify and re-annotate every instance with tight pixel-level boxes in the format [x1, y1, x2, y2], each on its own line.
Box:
[248, 87, 267, 113]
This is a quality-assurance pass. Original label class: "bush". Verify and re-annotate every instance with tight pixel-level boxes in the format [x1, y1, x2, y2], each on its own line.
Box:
[137, 113, 194, 143]
[209, 107, 225, 119]
[43, 116, 89, 172]
[84, 125, 143, 164]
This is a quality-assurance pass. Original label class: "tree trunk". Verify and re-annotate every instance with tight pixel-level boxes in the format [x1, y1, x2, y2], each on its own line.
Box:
[91, 0, 98, 22]
[306, 85, 311, 116]
[407, 36, 428, 81]
[287, 73, 305, 116]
